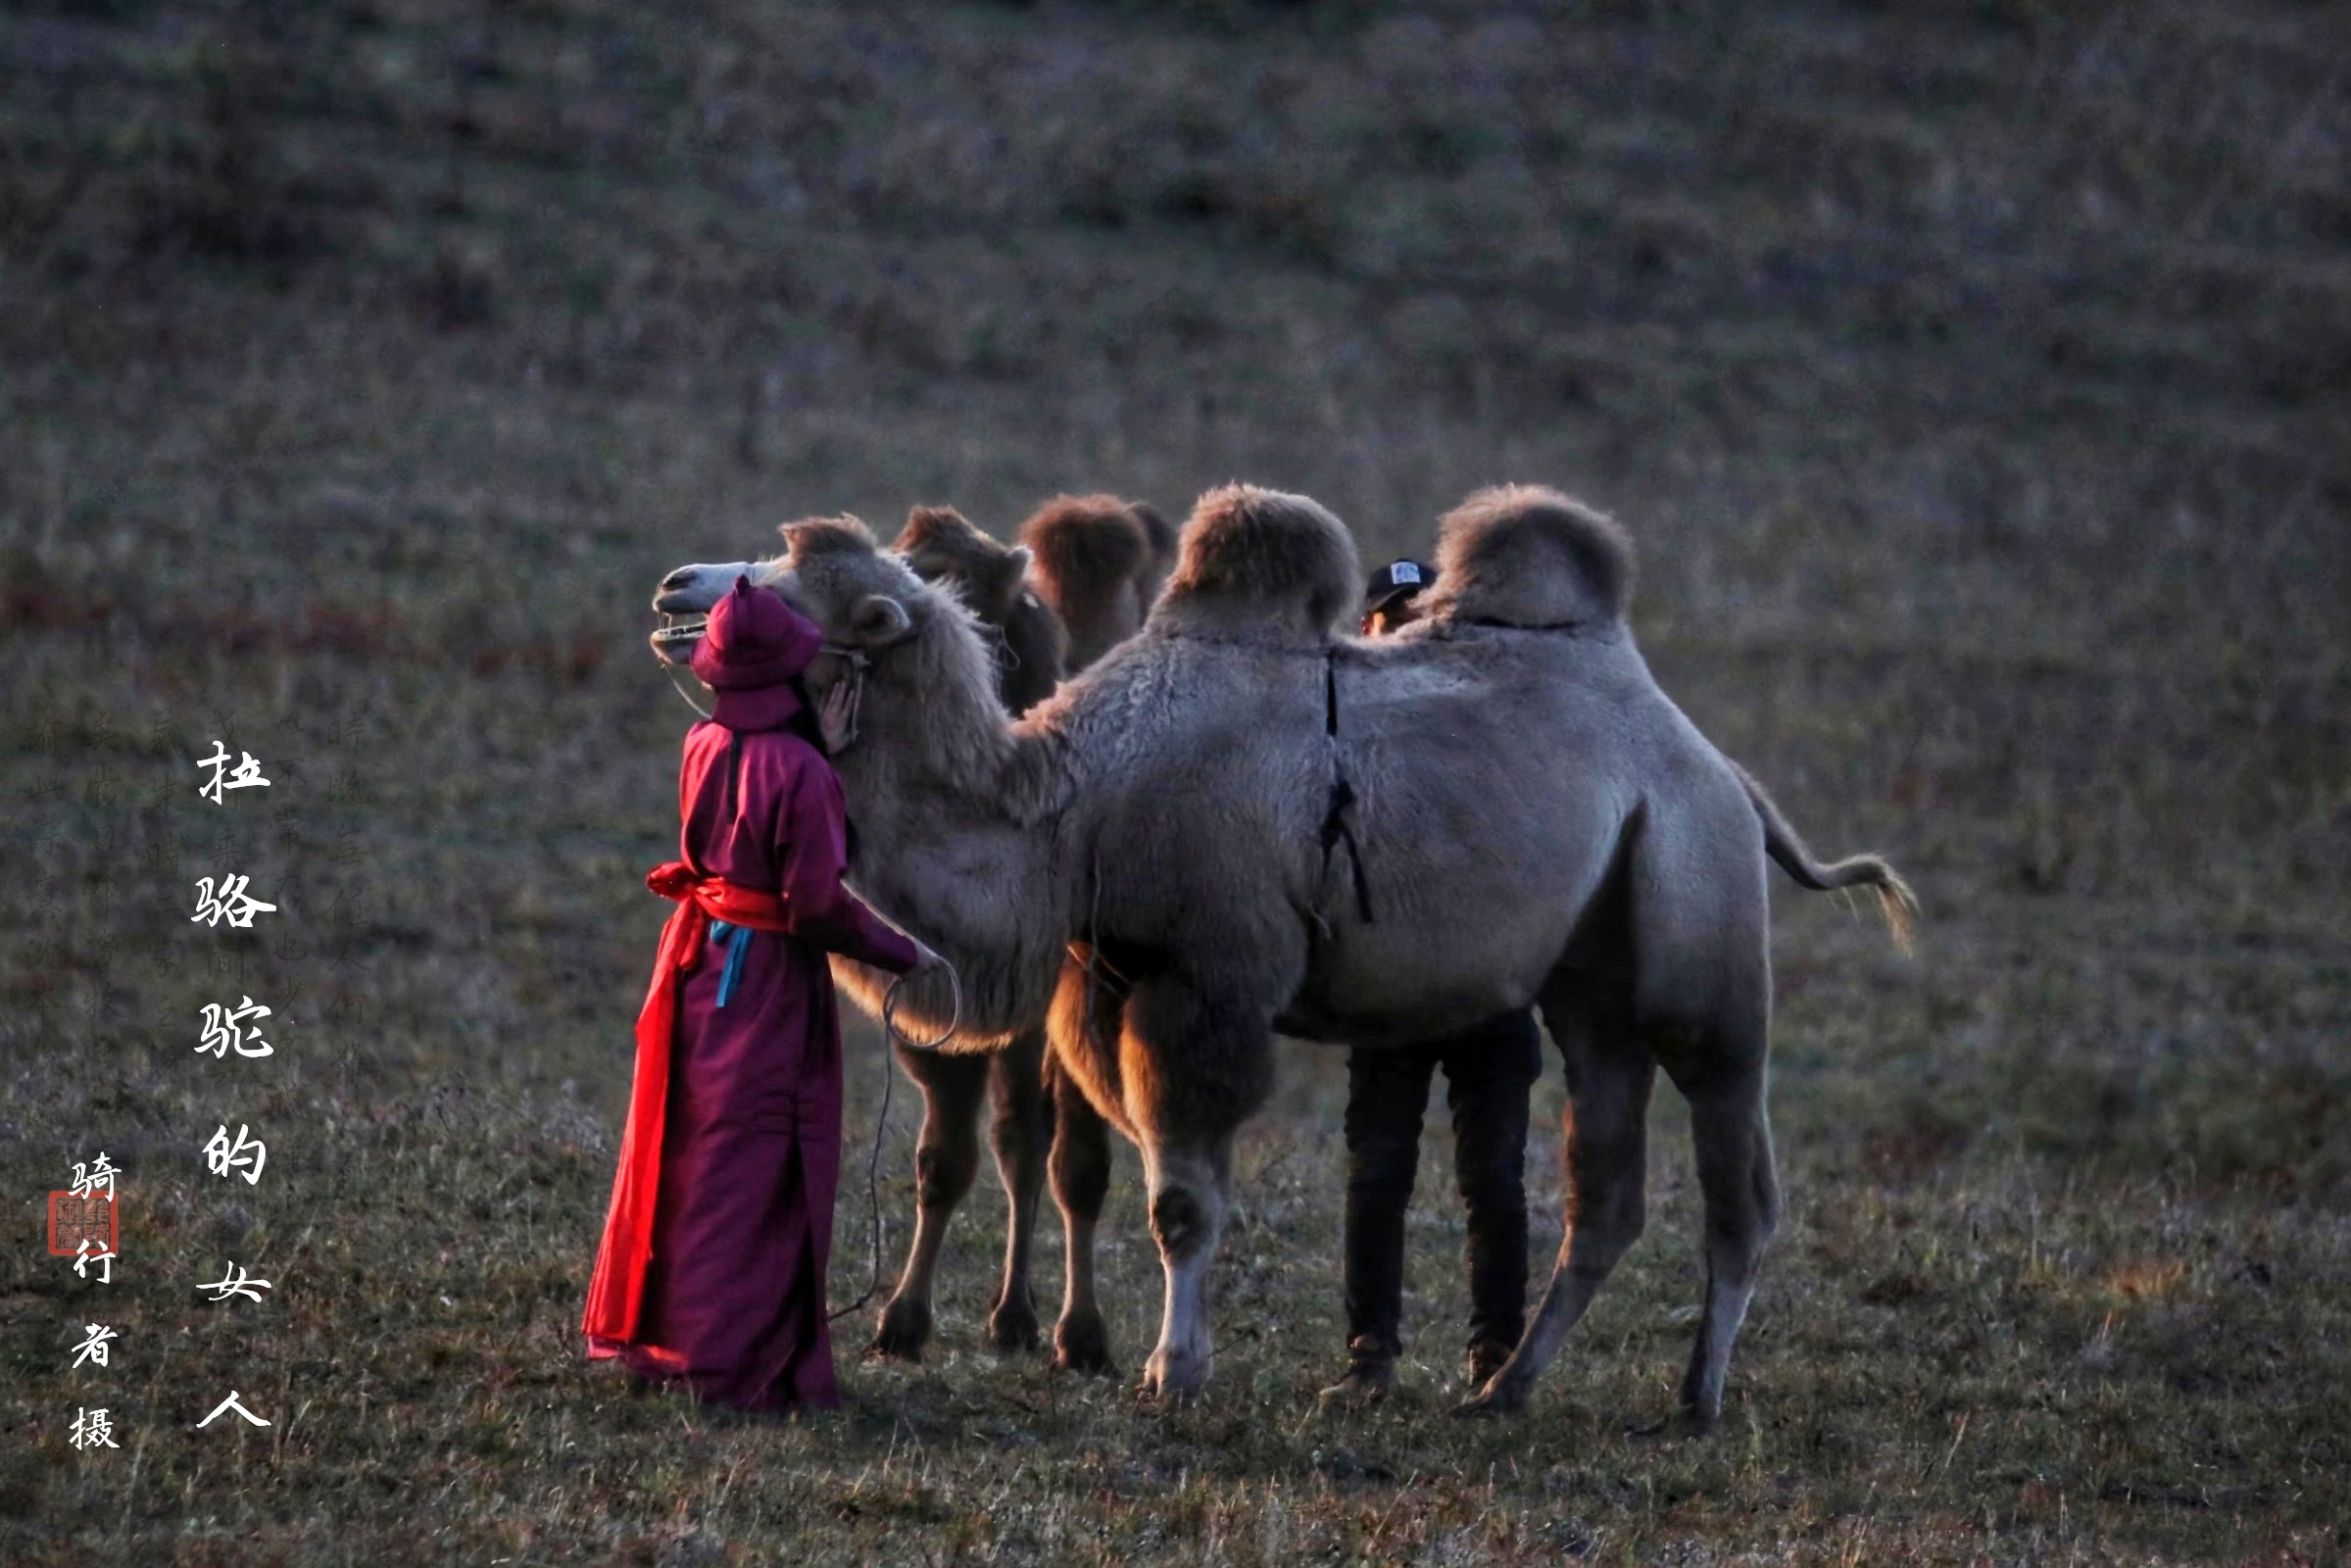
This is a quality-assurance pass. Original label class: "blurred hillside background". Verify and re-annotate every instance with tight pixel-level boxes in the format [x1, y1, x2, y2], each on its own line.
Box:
[3, 1, 2347, 1563]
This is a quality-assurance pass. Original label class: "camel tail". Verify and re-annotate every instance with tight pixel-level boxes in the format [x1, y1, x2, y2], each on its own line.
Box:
[1733, 760, 1918, 956]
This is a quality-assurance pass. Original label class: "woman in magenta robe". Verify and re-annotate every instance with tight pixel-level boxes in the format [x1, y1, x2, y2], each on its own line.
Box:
[585, 576, 930, 1413]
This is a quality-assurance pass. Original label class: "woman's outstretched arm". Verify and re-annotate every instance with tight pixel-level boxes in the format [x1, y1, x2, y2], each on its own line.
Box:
[775, 751, 919, 974]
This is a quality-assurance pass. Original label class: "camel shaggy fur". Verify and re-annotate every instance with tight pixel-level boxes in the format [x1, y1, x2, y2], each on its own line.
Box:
[652, 482, 1914, 1421]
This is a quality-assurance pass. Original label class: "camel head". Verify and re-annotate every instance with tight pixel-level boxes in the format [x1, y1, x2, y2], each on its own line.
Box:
[650, 509, 1035, 673]
[649, 557, 775, 665]
[891, 506, 1035, 627]
[645, 523, 931, 695]
[731, 516, 1017, 764]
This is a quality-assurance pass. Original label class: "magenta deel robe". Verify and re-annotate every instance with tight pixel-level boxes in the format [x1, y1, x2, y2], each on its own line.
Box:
[610, 713, 916, 1411]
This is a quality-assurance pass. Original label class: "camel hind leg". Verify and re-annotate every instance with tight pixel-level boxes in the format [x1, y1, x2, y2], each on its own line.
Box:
[1460, 946, 1653, 1416]
[1043, 947, 1128, 1374]
[982, 1029, 1052, 1352]
[1046, 1053, 1116, 1373]
[1637, 797, 1778, 1429]
[868, 1044, 987, 1360]
[1665, 1044, 1778, 1427]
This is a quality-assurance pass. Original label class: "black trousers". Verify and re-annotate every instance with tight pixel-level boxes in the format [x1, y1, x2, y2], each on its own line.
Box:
[1342, 1007, 1543, 1364]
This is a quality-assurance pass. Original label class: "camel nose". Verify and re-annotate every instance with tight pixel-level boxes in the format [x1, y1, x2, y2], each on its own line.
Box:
[661, 566, 695, 590]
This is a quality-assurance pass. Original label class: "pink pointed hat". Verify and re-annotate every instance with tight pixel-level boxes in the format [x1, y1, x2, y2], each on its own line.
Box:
[691, 576, 823, 730]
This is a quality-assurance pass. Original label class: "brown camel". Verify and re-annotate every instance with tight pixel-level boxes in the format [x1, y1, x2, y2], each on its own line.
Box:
[651, 494, 1166, 1373]
[1019, 494, 1180, 672]
[652, 483, 1913, 1422]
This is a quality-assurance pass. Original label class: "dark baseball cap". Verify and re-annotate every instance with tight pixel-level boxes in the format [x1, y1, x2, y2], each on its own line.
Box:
[1364, 559, 1433, 614]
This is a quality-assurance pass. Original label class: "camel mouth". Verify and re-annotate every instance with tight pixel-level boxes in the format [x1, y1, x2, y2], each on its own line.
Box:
[651, 612, 707, 662]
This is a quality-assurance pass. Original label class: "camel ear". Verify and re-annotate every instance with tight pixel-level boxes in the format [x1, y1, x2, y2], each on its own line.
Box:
[849, 593, 914, 647]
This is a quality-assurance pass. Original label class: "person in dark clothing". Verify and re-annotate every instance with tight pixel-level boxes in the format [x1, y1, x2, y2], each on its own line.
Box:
[1322, 560, 1545, 1406]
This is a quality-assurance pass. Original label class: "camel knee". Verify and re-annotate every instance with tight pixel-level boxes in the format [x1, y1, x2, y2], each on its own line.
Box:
[990, 1096, 1049, 1180]
[914, 1137, 981, 1210]
[1566, 1157, 1647, 1276]
[1704, 1208, 1770, 1276]
[1049, 1079, 1112, 1217]
[1574, 1204, 1644, 1279]
[1150, 1186, 1213, 1262]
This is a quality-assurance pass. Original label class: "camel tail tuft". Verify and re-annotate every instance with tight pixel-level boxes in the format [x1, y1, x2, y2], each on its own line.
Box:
[1837, 858, 1919, 956]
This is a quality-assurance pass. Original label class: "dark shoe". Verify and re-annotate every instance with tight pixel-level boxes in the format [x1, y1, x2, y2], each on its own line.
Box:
[1319, 1355, 1396, 1408]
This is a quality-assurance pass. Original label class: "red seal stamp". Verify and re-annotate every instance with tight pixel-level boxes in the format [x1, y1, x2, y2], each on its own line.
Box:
[48, 1192, 119, 1257]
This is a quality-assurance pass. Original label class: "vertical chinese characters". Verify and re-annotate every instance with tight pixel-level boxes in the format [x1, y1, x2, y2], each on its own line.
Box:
[187, 741, 278, 1438]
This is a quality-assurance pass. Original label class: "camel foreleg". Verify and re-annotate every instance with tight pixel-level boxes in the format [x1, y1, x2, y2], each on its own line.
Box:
[1138, 1139, 1231, 1404]
[1121, 974, 1273, 1405]
[868, 1045, 988, 1360]
[982, 1030, 1052, 1351]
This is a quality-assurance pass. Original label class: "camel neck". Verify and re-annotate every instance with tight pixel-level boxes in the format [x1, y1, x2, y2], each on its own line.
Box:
[823, 624, 1073, 1047]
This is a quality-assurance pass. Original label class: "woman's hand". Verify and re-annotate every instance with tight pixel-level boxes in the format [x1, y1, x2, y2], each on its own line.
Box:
[818, 679, 859, 753]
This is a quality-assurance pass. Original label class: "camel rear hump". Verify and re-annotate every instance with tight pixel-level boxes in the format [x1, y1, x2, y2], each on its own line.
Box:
[1421, 484, 1634, 629]
[1152, 484, 1361, 644]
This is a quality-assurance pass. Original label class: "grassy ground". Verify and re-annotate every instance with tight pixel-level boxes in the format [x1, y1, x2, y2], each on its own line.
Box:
[4, 0, 2348, 1561]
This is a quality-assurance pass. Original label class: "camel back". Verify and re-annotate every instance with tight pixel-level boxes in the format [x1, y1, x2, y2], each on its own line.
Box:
[1151, 484, 1361, 644]
[1419, 484, 1634, 629]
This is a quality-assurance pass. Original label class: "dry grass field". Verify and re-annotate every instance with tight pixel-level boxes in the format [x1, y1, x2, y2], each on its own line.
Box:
[4, 1, 2348, 1562]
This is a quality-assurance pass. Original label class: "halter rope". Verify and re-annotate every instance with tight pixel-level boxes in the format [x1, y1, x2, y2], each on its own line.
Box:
[828, 960, 961, 1324]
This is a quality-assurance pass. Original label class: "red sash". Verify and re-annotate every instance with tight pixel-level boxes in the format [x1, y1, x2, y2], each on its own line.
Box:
[582, 861, 795, 1347]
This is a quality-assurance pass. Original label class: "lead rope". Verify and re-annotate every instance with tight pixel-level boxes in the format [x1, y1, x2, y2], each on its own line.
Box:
[662, 660, 714, 720]
[826, 957, 961, 1324]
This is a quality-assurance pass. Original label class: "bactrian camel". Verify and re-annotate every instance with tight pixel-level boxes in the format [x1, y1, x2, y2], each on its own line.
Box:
[653, 494, 1173, 1372]
[651, 483, 1913, 1422]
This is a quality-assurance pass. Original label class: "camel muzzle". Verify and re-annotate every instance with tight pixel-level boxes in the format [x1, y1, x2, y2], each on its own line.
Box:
[652, 612, 709, 660]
